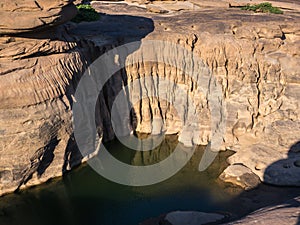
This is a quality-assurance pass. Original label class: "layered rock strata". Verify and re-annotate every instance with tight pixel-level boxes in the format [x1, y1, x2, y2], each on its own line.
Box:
[0, 0, 78, 34]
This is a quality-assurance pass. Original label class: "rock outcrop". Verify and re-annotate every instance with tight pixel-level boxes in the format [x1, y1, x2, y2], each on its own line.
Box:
[219, 164, 261, 190]
[0, 24, 94, 195]
[0, 0, 300, 196]
[0, 0, 78, 34]
[227, 196, 300, 225]
[89, 1, 300, 187]
[0, 2, 155, 195]
[141, 197, 300, 225]
[0, 0, 93, 195]
[164, 211, 225, 225]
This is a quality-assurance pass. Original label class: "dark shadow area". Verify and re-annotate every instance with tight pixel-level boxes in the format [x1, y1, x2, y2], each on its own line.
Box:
[62, 13, 154, 172]
[69, 13, 155, 43]
[291, 141, 300, 153]
[62, 135, 83, 174]
[264, 141, 300, 186]
[36, 138, 59, 177]
[15, 138, 59, 192]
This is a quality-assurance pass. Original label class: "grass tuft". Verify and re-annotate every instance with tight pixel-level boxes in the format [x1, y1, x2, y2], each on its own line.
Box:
[72, 4, 100, 23]
[241, 2, 283, 14]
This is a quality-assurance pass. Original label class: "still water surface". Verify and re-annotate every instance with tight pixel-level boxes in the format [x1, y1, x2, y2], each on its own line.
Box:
[1, 135, 292, 225]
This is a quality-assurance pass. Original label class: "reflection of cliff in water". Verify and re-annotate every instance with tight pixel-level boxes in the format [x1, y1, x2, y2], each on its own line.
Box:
[106, 134, 177, 166]
[104, 134, 231, 176]
[0, 135, 239, 225]
[0, 135, 299, 225]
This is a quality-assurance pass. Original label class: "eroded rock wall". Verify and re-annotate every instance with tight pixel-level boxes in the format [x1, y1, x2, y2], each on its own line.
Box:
[86, 10, 300, 186]
[0, 24, 98, 195]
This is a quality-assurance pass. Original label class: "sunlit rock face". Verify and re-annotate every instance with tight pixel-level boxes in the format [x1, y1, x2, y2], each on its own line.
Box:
[1, 0, 300, 196]
[0, 5, 156, 195]
[90, 8, 300, 186]
[0, 0, 78, 34]
[0, 24, 95, 195]
[0, 0, 90, 195]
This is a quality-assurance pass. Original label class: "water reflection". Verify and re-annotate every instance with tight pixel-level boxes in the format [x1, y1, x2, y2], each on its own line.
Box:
[0, 135, 240, 225]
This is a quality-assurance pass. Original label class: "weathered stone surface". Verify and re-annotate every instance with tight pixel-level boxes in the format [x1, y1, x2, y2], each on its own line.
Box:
[227, 0, 300, 11]
[227, 196, 300, 225]
[220, 164, 261, 190]
[90, 2, 300, 187]
[119, 0, 300, 11]
[164, 211, 225, 225]
[226, 142, 300, 186]
[148, 1, 200, 12]
[0, 25, 94, 195]
[140, 211, 225, 225]
[0, 0, 77, 34]
[0, 10, 155, 195]
[84, 2, 300, 188]
[146, 5, 168, 13]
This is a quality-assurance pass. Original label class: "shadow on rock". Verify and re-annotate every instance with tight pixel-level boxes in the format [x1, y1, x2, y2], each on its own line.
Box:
[62, 13, 154, 173]
[223, 141, 300, 225]
[263, 141, 300, 186]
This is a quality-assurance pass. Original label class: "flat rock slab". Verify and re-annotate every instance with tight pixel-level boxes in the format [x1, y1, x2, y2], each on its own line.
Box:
[104, 0, 300, 11]
[227, 196, 300, 225]
[165, 211, 225, 225]
[0, 0, 77, 34]
[140, 211, 225, 225]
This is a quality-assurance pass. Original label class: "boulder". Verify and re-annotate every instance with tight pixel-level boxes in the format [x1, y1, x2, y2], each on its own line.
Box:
[220, 164, 261, 190]
[164, 211, 225, 225]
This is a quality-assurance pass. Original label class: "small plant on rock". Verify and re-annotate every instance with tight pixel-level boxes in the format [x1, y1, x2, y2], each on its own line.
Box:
[241, 2, 283, 14]
[72, 4, 100, 23]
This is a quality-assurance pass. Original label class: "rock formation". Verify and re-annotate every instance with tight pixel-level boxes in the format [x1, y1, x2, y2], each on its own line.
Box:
[0, 0, 300, 196]
[0, 18, 91, 195]
[0, 0, 78, 34]
[89, 1, 300, 187]
[141, 197, 300, 225]
[0, 0, 155, 196]
[227, 196, 300, 225]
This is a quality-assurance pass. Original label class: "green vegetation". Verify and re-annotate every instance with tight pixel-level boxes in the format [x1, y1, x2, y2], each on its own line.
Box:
[72, 4, 100, 23]
[241, 2, 283, 14]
